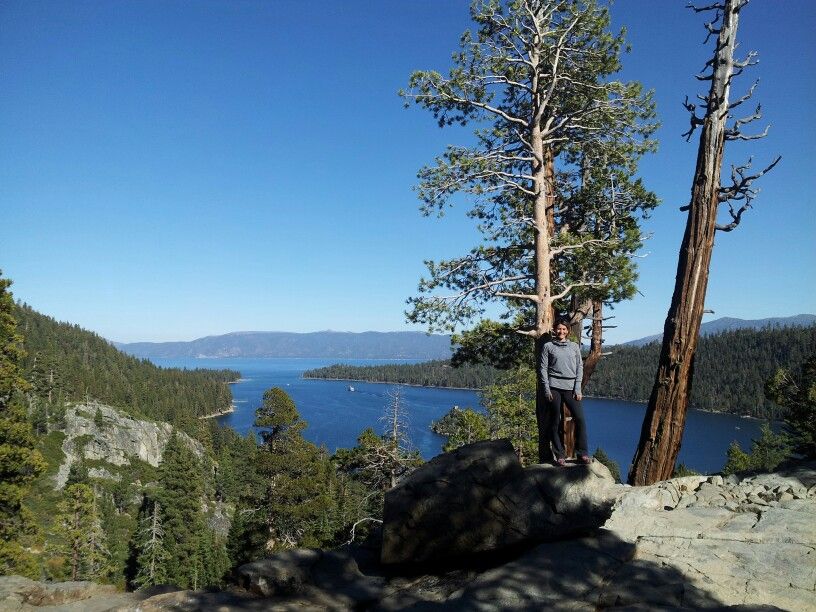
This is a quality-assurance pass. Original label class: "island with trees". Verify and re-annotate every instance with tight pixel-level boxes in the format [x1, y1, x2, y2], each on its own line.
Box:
[303, 359, 500, 390]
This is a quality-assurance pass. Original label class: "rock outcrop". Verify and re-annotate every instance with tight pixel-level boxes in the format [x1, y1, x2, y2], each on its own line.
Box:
[55, 402, 204, 488]
[381, 439, 618, 564]
[602, 466, 816, 611]
[6, 450, 814, 611]
[0, 576, 131, 611]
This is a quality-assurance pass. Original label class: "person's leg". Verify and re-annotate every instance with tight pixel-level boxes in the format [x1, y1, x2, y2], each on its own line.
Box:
[535, 386, 551, 463]
[563, 392, 589, 457]
[548, 389, 566, 460]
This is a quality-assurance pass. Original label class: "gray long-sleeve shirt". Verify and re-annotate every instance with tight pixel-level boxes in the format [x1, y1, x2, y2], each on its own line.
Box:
[539, 340, 583, 395]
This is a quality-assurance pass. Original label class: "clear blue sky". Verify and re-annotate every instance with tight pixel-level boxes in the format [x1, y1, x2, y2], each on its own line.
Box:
[2, 0, 814, 344]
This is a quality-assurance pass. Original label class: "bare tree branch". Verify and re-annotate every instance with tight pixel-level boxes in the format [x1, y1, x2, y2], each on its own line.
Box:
[715, 155, 781, 230]
[344, 518, 383, 546]
[687, 2, 726, 13]
[728, 79, 759, 110]
[682, 96, 706, 141]
[551, 280, 604, 302]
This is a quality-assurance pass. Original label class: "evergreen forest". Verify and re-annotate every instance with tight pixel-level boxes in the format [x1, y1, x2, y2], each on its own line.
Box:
[589, 325, 816, 419]
[15, 303, 238, 429]
[2, 0, 815, 599]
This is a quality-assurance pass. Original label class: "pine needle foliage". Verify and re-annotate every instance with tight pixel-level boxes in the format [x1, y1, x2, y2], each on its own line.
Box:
[0, 272, 46, 578]
[766, 356, 816, 459]
[51, 483, 109, 581]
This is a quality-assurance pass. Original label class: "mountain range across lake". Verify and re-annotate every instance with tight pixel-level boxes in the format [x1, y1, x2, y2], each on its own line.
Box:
[114, 315, 816, 359]
[622, 313, 816, 347]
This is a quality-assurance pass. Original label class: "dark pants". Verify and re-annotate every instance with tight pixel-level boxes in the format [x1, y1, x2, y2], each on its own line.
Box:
[546, 389, 588, 459]
[536, 386, 554, 463]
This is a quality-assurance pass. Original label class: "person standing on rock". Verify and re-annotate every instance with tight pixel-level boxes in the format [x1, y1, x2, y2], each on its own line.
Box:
[539, 319, 591, 466]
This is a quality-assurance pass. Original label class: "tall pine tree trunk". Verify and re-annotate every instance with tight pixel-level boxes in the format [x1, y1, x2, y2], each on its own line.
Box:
[582, 300, 604, 389]
[531, 126, 557, 463]
[629, 0, 741, 485]
[530, 38, 557, 463]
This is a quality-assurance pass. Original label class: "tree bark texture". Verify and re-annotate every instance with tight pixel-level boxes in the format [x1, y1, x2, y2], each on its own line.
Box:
[628, 0, 741, 485]
[582, 300, 604, 389]
[530, 35, 557, 460]
[560, 404, 576, 458]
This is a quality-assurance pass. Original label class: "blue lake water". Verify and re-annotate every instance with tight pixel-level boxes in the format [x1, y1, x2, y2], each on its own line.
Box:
[152, 357, 768, 476]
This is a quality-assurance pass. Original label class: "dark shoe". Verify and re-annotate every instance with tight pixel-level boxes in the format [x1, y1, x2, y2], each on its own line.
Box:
[555, 458, 567, 467]
[578, 454, 592, 465]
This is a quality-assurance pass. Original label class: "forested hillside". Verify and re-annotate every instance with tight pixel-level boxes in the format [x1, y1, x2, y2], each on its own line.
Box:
[15, 303, 238, 426]
[589, 325, 816, 418]
[303, 360, 500, 389]
[4, 285, 403, 588]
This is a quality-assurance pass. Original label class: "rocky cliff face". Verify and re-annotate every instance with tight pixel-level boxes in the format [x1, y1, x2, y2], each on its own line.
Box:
[54, 402, 204, 489]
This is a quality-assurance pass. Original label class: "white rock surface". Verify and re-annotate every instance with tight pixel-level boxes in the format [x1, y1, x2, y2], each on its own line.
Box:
[603, 469, 816, 611]
[55, 402, 204, 488]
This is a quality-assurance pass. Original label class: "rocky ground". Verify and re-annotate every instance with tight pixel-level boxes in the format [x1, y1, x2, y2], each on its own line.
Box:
[2, 445, 814, 611]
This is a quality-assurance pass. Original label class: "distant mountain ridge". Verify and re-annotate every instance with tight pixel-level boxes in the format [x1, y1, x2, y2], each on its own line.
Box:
[623, 314, 816, 347]
[114, 330, 453, 359]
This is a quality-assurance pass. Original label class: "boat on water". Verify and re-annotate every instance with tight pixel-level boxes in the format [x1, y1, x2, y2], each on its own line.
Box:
[348, 385, 355, 392]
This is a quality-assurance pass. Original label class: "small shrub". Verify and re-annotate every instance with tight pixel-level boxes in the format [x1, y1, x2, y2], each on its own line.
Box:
[722, 423, 792, 475]
[672, 463, 700, 478]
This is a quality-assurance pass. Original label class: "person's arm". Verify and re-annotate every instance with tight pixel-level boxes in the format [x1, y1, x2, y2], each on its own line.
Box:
[573, 343, 583, 398]
[539, 344, 552, 399]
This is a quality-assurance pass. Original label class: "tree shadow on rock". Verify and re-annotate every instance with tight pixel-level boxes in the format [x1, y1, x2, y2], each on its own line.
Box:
[391, 528, 783, 611]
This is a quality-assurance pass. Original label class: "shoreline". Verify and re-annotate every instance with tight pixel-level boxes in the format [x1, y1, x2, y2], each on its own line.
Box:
[301, 375, 482, 392]
[199, 404, 236, 419]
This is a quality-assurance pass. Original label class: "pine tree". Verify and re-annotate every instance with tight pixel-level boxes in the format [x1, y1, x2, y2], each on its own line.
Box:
[52, 483, 109, 581]
[766, 356, 816, 459]
[29, 350, 64, 413]
[156, 434, 208, 589]
[133, 500, 170, 588]
[333, 390, 424, 541]
[402, 0, 657, 460]
[629, 0, 780, 485]
[194, 528, 230, 589]
[248, 388, 336, 551]
[0, 271, 46, 578]
[482, 367, 538, 465]
[431, 366, 538, 463]
[432, 407, 490, 452]
[722, 424, 792, 475]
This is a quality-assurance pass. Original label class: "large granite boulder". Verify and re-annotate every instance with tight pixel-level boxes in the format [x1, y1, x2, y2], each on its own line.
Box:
[381, 439, 618, 565]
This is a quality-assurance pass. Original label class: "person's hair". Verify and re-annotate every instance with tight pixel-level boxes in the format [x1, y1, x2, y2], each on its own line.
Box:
[554, 318, 570, 330]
